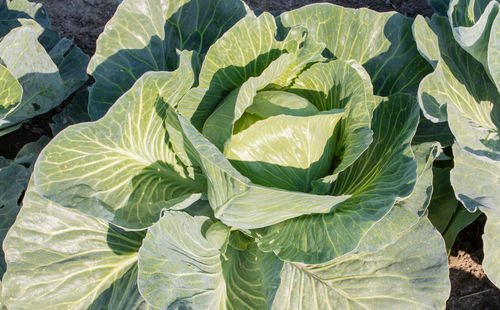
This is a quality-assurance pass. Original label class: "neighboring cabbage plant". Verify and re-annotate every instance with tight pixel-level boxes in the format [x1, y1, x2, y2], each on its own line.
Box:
[1, 1, 450, 309]
[0, 0, 89, 135]
[414, 0, 500, 287]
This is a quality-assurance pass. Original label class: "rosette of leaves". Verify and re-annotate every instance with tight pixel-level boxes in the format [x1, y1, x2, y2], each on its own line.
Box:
[413, 0, 500, 287]
[0, 0, 89, 135]
[1, 2, 450, 309]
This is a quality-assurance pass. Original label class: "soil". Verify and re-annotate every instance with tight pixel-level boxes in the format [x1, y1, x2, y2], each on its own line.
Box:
[2, 0, 499, 308]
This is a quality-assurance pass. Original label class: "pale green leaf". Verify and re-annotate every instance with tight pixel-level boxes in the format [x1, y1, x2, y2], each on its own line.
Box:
[34, 53, 206, 230]
[451, 143, 500, 286]
[138, 211, 282, 309]
[489, 14, 500, 91]
[415, 15, 499, 126]
[0, 64, 22, 117]
[290, 59, 376, 174]
[448, 0, 499, 78]
[201, 54, 302, 149]
[279, 3, 432, 96]
[414, 14, 499, 161]
[225, 112, 343, 192]
[271, 216, 449, 310]
[232, 90, 320, 134]
[1, 184, 145, 310]
[88, 0, 251, 119]
[178, 13, 325, 129]
[89, 265, 157, 310]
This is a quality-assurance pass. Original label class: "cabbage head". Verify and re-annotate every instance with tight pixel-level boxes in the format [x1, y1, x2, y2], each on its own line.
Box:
[1, 1, 451, 309]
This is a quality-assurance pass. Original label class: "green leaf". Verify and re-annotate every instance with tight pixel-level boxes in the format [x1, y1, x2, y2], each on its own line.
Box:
[175, 112, 351, 229]
[450, 143, 500, 287]
[178, 12, 325, 129]
[138, 211, 282, 309]
[442, 206, 481, 253]
[243, 90, 319, 119]
[34, 53, 206, 230]
[290, 59, 376, 174]
[88, 0, 252, 119]
[413, 118, 454, 147]
[448, 0, 499, 83]
[232, 90, 320, 133]
[0, 64, 22, 117]
[482, 210, 500, 287]
[271, 216, 449, 310]
[430, 0, 450, 16]
[50, 89, 91, 135]
[89, 265, 156, 310]
[1, 184, 145, 310]
[489, 14, 500, 91]
[396, 142, 441, 217]
[427, 167, 458, 233]
[201, 53, 305, 149]
[279, 3, 432, 96]
[14, 136, 51, 168]
[225, 111, 343, 192]
[414, 15, 499, 161]
[256, 94, 420, 263]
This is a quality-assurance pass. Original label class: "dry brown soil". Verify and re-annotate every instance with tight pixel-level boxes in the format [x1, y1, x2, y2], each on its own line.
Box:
[5, 0, 500, 308]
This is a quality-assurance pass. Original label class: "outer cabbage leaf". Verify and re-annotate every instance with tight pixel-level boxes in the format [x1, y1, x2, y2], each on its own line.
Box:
[450, 143, 500, 287]
[87, 0, 252, 119]
[271, 215, 449, 310]
[448, 0, 499, 90]
[34, 52, 206, 230]
[426, 166, 481, 251]
[278, 3, 432, 96]
[255, 94, 420, 263]
[89, 266, 157, 310]
[414, 14, 500, 161]
[1, 184, 146, 310]
[49, 89, 91, 135]
[427, 167, 458, 233]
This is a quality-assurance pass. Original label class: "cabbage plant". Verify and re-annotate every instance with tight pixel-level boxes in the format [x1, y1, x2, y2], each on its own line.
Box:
[1, 1, 451, 309]
[414, 0, 500, 287]
[0, 0, 89, 135]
